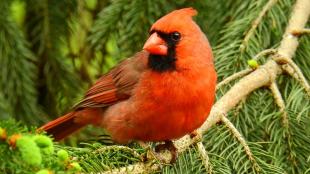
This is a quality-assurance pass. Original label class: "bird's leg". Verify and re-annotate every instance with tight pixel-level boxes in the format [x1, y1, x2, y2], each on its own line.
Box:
[138, 141, 150, 149]
[155, 140, 178, 163]
[138, 140, 178, 163]
[190, 130, 202, 143]
[138, 141, 165, 162]
[137, 141, 154, 162]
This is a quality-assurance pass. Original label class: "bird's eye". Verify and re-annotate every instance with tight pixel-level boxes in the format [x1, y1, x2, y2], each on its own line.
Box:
[171, 32, 181, 41]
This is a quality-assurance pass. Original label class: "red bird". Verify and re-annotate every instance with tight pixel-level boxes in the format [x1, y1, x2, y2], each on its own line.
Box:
[39, 7, 216, 154]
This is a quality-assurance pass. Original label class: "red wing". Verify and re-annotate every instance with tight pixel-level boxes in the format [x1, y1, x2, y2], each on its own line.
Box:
[74, 51, 148, 109]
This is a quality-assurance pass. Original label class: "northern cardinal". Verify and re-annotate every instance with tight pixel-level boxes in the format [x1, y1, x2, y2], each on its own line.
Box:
[39, 7, 216, 154]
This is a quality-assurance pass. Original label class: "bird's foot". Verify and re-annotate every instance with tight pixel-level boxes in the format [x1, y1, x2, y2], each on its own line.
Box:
[155, 140, 178, 163]
[190, 130, 202, 143]
[138, 141, 178, 164]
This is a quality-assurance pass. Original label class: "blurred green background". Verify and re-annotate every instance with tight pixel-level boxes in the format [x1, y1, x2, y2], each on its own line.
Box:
[0, 0, 225, 125]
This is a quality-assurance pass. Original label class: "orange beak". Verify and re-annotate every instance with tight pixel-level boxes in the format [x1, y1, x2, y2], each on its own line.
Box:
[143, 33, 168, 56]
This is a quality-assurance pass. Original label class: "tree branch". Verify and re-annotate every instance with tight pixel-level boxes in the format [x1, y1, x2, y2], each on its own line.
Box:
[220, 115, 260, 172]
[291, 28, 310, 36]
[216, 69, 253, 90]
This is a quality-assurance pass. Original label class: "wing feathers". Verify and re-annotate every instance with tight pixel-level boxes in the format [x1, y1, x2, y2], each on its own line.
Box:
[74, 51, 148, 109]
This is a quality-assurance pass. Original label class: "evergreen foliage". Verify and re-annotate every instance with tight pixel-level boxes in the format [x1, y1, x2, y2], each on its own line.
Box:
[0, 0, 42, 124]
[0, 120, 84, 174]
[0, 0, 309, 173]
[25, 0, 81, 117]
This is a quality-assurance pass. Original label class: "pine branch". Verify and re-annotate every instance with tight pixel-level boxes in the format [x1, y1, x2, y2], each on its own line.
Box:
[269, 82, 289, 126]
[220, 115, 260, 172]
[281, 59, 310, 96]
[216, 69, 253, 90]
[216, 48, 276, 90]
[196, 0, 309, 138]
[25, 0, 82, 117]
[102, 163, 160, 174]
[196, 142, 212, 173]
[291, 28, 310, 36]
[0, 92, 11, 120]
[0, 1, 44, 124]
[253, 48, 277, 60]
[0, 120, 83, 173]
[94, 145, 143, 161]
[241, 0, 279, 51]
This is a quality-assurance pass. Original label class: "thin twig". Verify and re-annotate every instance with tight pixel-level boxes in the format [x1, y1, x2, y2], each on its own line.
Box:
[241, 0, 279, 50]
[291, 28, 310, 36]
[269, 83, 296, 165]
[43, 0, 51, 52]
[101, 162, 161, 174]
[94, 145, 143, 161]
[273, 53, 310, 97]
[269, 82, 289, 126]
[285, 60, 310, 97]
[233, 97, 246, 117]
[253, 49, 277, 60]
[216, 69, 253, 90]
[217, 48, 276, 90]
[221, 115, 261, 172]
[196, 142, 212, 173]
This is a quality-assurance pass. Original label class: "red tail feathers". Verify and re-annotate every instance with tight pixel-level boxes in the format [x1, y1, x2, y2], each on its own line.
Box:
[38, 112, 86, 141]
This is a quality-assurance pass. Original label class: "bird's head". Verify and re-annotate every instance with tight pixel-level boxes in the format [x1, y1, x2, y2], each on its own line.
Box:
[143, 7, 213, 72]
